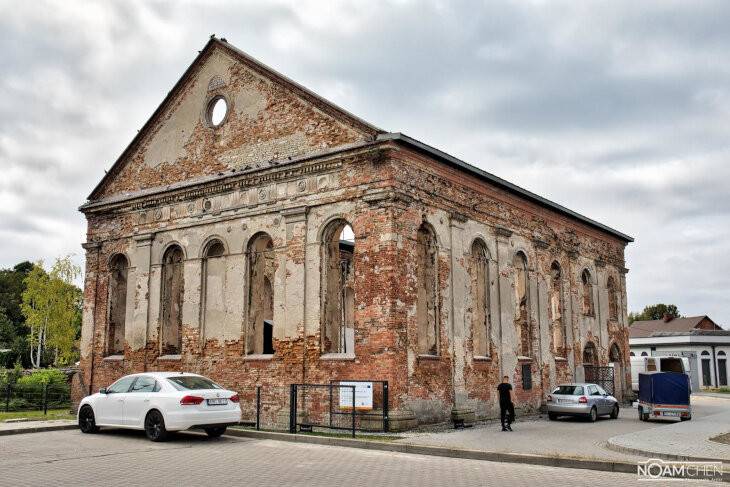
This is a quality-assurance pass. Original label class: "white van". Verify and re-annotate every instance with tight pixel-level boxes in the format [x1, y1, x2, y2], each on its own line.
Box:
[630, 356, 691, 392]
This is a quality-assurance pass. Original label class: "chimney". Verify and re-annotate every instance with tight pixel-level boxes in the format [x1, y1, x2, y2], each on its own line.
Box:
[663, 313, 674, 323]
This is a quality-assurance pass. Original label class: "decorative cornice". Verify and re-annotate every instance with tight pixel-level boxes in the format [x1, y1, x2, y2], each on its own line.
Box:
[533, 238, 550, 250]
[81, 242, 101, 251]
[595, 259, 606, 268]
[495, 226, 513, 239]
[450, 211, 468, 226]
[362, 189, 413, 207]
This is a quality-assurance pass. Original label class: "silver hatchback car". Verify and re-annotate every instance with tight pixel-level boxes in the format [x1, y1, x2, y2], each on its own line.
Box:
[546, 383, 619, 422]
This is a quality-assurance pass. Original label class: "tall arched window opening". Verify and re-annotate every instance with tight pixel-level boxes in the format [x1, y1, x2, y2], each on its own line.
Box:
[161, 245, 184, 355]
[201, 240, 226, 340]
[513, 252, 531, 357]
[470, 239, 490, 357]
[107, 254, 129, 356]
[246, 233, 276, 355]
[549, 261, 565, 355]
[321, 221, 355, 354]
[607, 276, 618, 321]
[416, 223, 438, 355]
[582, 269, 595, 316]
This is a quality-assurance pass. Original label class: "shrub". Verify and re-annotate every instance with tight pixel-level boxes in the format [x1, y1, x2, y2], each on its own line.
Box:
[17, 369, 67, 386]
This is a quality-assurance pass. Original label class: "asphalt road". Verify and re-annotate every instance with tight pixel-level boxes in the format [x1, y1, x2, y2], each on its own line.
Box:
[0, 429, 716, 486]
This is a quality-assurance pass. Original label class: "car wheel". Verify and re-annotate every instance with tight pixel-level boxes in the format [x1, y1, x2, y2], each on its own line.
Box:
[588, 407, 598, 422]
[204, 426, 227, 438]
[680, 415, 692, 422]
[78, 405, 99, 434]
[610, 404, 619, 419]
[548, 412, 558, 421]
[144, 410, 169, 442]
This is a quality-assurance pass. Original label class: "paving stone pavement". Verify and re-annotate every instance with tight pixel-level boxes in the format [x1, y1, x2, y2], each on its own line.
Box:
[0, 429, 716, 487]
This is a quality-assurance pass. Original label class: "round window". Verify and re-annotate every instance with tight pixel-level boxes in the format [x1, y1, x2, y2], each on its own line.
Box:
[207, 97, 228, 127]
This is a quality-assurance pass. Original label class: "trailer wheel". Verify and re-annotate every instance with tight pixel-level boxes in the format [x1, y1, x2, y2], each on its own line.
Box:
[638, 406, 648, 422]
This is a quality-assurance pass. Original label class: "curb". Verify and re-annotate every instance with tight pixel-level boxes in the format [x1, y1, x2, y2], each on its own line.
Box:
[0, 423, 77, 436]
[225, 428, 638, 475]
[605, 438, 730, 464]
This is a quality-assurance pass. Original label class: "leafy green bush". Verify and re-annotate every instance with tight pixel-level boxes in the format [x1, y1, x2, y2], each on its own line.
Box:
[16, 369, 67, 386]
[0, 362, 23, 385]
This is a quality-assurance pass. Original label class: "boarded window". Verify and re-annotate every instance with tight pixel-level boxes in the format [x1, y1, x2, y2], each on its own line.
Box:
[202, 241, 226, 339]
[160, 246, 184, 355]
[321, 221, 355, 354]
[522, 363, 532, 390]
[416, 223, 438, 355]
[513, 252, 531, 357]
[549, 262, 565, 355]
[607, 276, 618, 321]
[471, 239, 490, 357]
[582, 269, 594, 316]
[246, 233, 275, 355]
[107, 254, 128, 355]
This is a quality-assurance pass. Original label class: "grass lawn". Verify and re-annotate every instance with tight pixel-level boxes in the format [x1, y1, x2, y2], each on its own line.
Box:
[0, 409, 75, 422]
[706, 387, 730, 394]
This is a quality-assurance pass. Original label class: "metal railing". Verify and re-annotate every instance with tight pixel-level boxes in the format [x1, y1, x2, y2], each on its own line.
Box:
[290, 383, 357, 437]
[1, 383, 71, 414]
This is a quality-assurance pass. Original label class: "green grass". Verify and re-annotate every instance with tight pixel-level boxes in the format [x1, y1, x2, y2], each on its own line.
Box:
[0, 409, 75, 422]
[706, 387, 730, 394]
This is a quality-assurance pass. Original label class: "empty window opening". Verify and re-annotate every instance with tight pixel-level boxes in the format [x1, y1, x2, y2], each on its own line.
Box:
[208, 96, 228, 127]
[470, 240, 490, 357]
[201, 240, 226, 339]
[513, 252, 531, 357]
[416, 223, 438, 355]
[582, 269, 594, 316]
[322, 221, 355, 354]
[246, 233, 276, 355]
[549, 262, 565, 355]
[160, 246, 184, 355]
[107, 254, 129, 356]
[607, 276, 618, 321]
[583, 341, 598, 366]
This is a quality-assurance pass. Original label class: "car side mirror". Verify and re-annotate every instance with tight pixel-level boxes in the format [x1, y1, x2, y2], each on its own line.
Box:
[99, 387, 107, 394]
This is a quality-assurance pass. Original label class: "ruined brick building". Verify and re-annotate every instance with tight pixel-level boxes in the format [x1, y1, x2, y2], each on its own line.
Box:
[77, 37, 633, 428]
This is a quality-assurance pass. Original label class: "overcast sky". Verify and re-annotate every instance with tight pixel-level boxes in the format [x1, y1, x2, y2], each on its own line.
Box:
[1, 1, 729, 325]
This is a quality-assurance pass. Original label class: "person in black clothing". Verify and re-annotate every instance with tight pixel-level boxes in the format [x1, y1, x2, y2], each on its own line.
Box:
[496, 375, 515, 431]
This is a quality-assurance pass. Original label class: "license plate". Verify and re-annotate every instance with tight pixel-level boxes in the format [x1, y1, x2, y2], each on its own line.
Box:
[557, 399, 570, 404]
[662, 411, 680, 417]
[207, 398, 228, 406]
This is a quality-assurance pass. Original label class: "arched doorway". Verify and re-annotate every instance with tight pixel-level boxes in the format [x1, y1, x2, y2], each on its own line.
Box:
[583, 341, 598, 366]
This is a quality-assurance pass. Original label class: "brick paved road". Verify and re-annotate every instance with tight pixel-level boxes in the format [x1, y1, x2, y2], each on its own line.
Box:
[0, 429, 716, 486]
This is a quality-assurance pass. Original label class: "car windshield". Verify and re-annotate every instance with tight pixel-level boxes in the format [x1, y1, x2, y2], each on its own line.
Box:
[167, 376, 222, 391]
[554, 385, 584, 395]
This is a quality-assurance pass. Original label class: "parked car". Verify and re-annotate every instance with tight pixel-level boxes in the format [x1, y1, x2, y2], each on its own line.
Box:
[546, 383, 619, 422]
[77, 372, 241, 441]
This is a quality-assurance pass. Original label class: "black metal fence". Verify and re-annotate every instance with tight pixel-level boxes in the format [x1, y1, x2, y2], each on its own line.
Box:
[1, 383, 71, 414]
[585, 365, 615, 395]
[290, 383, 357, 437]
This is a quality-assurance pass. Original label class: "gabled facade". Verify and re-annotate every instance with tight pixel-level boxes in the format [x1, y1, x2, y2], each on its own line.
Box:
[77, 37, 633, 428]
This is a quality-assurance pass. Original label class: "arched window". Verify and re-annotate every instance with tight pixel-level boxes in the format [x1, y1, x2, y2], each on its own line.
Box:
[470, 239, 490, 357]
[582, 269, 594, 316]
[107, 254, 129, 356]
[583, 341, 598, 365]
[701, 350, 712, 386]
[246, 233, 275, 355]
[607, 276, 618, 321]
[609, 343, 622, 363]
[549, 261, 565, 355]
[321, 221, 356, 354]
[160, 245, 184, 355]
[630, 351, 635, 357]
[513, 252, 531, 357]
[416, 223, 438, 355]
[718, 351, 728, 386]
[201, 240, 226, 340]
[640, 351, 648, 357]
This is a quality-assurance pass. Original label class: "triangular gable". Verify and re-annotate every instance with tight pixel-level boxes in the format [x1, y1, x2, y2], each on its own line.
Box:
[89, 36, 382, 201]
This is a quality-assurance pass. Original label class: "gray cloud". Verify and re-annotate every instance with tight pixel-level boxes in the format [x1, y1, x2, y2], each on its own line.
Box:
[0, 0, 729, 324]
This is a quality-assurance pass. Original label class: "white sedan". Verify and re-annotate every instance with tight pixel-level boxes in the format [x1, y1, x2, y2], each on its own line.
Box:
[77, 372, 241, 441]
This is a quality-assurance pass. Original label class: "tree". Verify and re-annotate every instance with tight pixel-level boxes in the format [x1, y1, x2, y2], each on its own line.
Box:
[0, 261, 33, 367]
[21, 256, 82, 367]
[628, 304, 681, 324]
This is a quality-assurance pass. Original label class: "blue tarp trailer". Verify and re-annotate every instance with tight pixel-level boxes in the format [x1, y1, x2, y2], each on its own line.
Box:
[637, 372, 691, 422]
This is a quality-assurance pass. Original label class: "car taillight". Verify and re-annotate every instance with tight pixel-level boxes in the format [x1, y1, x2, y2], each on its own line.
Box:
[229, 394, 240, 403]
[578, 396, 588, 403]
[180, 395, 204, 405]
[547, 395, 553, 402]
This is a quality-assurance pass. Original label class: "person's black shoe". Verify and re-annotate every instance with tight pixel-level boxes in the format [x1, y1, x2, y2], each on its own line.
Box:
[501, 426, 508, 432]
[506, 425, 513, 431]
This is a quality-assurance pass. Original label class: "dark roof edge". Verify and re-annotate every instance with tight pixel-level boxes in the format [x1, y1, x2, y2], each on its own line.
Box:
[87, 36, 383, 202]
[380, 132, 634, 243]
